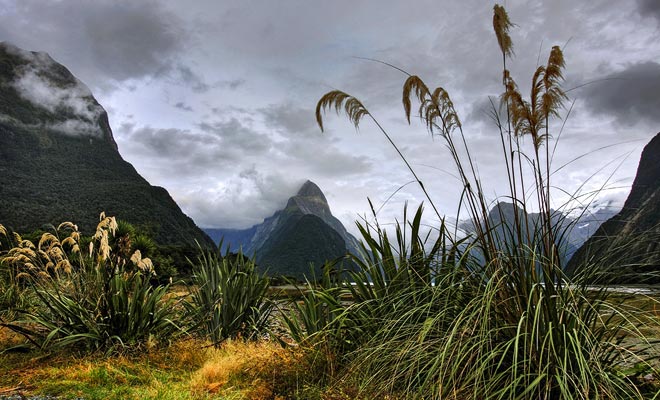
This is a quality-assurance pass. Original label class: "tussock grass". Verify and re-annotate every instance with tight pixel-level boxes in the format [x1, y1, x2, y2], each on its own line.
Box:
[0, 334, 323, 400]
[190, 339, 301, 399]
[299, 3, 660, 399]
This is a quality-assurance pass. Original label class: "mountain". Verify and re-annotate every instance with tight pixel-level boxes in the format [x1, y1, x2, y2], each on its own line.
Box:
[205, 226, 258, 251]
[567, 132, 660, 283]
[204, 180, 360, 279]
[0, 42, 215, 249]
[459, 201, 618, 266]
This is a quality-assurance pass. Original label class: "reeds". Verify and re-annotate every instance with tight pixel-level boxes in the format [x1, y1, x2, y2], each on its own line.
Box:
[303, 3, 660, 398]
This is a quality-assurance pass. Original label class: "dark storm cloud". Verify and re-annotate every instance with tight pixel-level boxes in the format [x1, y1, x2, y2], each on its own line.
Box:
[637, 0, 660, 22]
[466, 96, 502, 127]
[83, 3, 183, 81]
[197, 119, 272, 153]
[0, 0, 187, 84]
[121, 119, 274, 177]
[174, 102, 193, 112]
[174, 65, 211, 93]
[581, 62, 660, 125]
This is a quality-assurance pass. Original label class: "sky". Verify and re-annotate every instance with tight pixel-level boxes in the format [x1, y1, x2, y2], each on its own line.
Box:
[1, 0, 659, 236]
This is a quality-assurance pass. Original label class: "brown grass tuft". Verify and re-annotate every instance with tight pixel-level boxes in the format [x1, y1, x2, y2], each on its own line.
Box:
[191, 339, 301, 399]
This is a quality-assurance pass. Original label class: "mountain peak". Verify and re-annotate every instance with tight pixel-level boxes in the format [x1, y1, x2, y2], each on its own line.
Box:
[566, 132, 660, 282]
[0, 42, 214, 249]
[287, 180, 329, 214]
[296, 180, 327, 201]
[0, 41, 117, 149]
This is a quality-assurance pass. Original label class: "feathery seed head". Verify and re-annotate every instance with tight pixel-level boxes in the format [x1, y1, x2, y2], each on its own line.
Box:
[130, 249, 142, 265]
[544, 46, 565, 88]
[316, 90, 369, 132]
[57, 221, 78, 232]
[38, 232, 59, 250]
[15, 272, 31, 281]
[493, 5, 514, 57]
[56, 259, 72, 274]
[403, 76, 431, 124]
[61, 236, 77, 247]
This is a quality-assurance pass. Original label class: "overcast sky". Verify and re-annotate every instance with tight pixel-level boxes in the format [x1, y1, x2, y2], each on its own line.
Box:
[1, 0, 659, 235]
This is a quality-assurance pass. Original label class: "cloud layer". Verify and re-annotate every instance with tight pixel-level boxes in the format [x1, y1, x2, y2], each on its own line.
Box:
[1, 0, 658, 233]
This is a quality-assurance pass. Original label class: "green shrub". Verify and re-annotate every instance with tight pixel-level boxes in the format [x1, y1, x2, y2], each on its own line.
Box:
[1, 215, 179, 352]
[186, 248, 272, 346]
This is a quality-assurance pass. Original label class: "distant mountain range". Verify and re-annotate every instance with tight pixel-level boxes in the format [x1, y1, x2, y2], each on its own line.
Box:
[205, 180, 360, 279]
[567, 132, 660, 282]
[459, 200, 619, 266]
[0, 42, 214, 249]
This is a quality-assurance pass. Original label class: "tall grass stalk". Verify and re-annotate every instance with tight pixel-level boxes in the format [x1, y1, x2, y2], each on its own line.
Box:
[307, 4, 660, 398]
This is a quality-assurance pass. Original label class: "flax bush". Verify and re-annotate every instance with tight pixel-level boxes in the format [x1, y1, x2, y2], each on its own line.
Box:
[0, 214, 179, 352]
[186, 249, 272, 346]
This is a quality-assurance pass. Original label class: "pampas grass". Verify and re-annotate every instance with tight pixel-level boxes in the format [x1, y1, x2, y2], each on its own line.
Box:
[299, 3, 660, 398]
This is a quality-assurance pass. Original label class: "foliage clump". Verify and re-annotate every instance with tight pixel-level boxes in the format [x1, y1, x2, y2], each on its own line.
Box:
[295, 3, 660, 399]
[186, 247, 272, 346]
[0, 214, 178, 352]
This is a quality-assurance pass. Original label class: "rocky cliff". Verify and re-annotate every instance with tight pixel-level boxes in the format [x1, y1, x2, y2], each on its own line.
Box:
[566, 132, 660, 282]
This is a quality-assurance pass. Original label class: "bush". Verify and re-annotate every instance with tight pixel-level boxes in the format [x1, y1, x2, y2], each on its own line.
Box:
[186, 248, 272, 346]
[1, 214, 179, 352]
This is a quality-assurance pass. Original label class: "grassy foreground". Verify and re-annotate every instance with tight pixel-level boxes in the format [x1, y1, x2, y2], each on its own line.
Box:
[0, 330, 318, 400]
[2, 291, 659, 400]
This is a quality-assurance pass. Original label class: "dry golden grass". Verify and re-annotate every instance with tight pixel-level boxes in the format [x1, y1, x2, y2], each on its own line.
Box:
[190, 339, 302, 400]
[0, 325, 23, 348]
[0, 335, 342, 399]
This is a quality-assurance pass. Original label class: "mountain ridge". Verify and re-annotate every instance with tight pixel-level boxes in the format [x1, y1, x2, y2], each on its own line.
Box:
[0, 42, 215, 249]
[567, 132, 660, 282]
[204, 180, 360, 279]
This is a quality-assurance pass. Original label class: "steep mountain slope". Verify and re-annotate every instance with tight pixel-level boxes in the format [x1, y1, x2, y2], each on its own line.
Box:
[204, 180, 360, 279]
[567, 132, 660, 282]
[0, 42, 214, 249]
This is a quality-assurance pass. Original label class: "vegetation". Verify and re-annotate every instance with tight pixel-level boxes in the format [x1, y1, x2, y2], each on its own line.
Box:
[258, 212, 349, 280]
[288, 3, 660, 399]
[0, 214, 179, 352]
[0, 43, 216, 256]
[0, 334, 313, 400]
[1, 4, 660, 400]
[186, 248, 272, 346]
